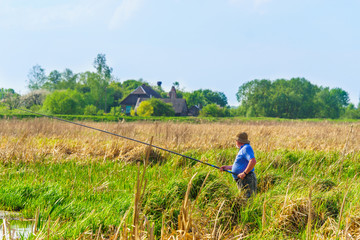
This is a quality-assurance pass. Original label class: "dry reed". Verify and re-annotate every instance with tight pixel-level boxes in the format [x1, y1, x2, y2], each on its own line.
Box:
[0, 119, 359, 163]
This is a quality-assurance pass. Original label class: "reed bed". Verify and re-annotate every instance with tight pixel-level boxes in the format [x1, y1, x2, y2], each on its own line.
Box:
[0, 118, 358, 163]
[0, 118, 359, 239]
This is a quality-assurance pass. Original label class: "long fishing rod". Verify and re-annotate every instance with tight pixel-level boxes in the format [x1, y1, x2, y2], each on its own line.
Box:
[15, 108, 235, 175]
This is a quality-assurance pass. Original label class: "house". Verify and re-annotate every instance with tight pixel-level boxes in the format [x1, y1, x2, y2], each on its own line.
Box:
[188, 105, 200, 117]
[134, 86, 189, 116]
[120, 84, 162, 114]
[162, 86, 188, 116]
[121, 84, 197, 116]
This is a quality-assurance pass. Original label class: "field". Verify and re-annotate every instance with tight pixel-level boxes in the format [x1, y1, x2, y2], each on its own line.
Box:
[0, 118, 359, 239]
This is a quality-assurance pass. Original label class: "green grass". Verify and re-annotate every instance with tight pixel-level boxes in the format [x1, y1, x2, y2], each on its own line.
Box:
[1, 105, 359, 123]
[0, 148, 359, 239]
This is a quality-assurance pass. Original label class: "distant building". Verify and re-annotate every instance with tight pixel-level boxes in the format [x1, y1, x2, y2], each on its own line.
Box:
[162, 86, 188, 116]
[121, 84, 200, 116]
[120, 84, 162, 114]
[188, 105, 200, 117]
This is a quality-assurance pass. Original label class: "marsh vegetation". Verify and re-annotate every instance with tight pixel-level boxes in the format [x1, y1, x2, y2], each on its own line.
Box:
[0, 119, 359, 239]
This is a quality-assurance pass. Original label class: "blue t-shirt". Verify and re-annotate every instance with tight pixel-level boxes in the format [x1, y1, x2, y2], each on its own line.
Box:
[231, 144, 255, 180]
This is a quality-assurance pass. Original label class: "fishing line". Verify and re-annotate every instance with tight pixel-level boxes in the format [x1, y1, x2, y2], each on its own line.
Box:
[15, 108, 235, 175]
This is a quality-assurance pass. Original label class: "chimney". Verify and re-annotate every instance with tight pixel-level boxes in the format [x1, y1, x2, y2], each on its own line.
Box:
[157, 81, 162, 87]
[169, 86, 177, 99]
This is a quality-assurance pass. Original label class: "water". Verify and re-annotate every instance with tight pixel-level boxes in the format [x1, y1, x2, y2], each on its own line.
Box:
[0, 211, 33, 240]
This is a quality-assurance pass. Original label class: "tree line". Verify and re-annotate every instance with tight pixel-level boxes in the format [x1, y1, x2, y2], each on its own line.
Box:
[1, 54, 359, 119]
[235, 78, 359, 119]
[1, 54, 229, 117]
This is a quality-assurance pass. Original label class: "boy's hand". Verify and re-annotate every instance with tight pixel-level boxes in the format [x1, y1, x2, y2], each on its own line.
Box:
[219, 166, 226, 171]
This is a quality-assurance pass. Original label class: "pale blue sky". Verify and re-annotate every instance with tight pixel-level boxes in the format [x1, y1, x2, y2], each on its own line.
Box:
[0, 0, 359, 106]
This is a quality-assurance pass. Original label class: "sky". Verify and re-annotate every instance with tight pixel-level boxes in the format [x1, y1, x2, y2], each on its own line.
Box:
[0, 0, 359, 106]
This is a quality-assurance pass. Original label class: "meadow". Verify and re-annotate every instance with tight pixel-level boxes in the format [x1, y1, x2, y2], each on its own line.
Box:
[0, 118, 359, 239]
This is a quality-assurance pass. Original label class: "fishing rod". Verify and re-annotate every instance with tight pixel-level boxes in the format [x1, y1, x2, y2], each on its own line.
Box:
[15, 108, 235, 175]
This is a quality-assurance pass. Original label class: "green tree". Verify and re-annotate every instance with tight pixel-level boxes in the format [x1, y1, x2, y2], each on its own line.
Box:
[202, 89, 228, 107]
[94, 53, 112, 78]
[342, 103, 360, 119]
[236, 79, 272, 117]
[108, 82, 123, 109]
[271, 78, 318, 118]
[1, 89, 20, 110]
[43, 89, 85, 114]
[84, 105, 98, 115]
[236, 78, 349, 119]
[0, 88, 15, 100]
[184, 91, 206, 108]
[315, 87, 349, 119]
[27, 65, 47, 90]
[173, 81, 180, 90]
[121, 79, 146, 97]
[61, 69, 77, 90]
[147, 98, 175, 116]
[199, 104, 230, 117]
[78, 70, 114, 113]
[75, 54, 114, 113]
[137, 101, 154, 117]
[184, 89, 228, 108]
[42, 70, 61, 91]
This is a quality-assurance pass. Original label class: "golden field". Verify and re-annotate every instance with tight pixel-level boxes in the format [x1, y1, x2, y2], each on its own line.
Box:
[0, 118, 359, 162]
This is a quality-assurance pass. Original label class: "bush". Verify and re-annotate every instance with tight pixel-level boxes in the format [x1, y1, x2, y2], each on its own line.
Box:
[21, 90, 49, 109]
[84, 105, 97, 115]
[43, 89, 85, 115]
[199, 104, 229, 117]
[137, 101, 154, 117]
[143, 98, 175, 116]
[110, 106, 123, 116]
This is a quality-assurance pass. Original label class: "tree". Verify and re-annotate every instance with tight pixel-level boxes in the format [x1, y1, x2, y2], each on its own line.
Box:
[183, 91, 206, 108]
[173, 81, 180, 90]
[43, 89, 85, 114]
[61, 69, 77, 90]
[108, 82, 123, 109]
[1, 89, 20, 110]
[184, 89, 228, 108]
[121, 79, 146, 96]
[137, 101, 154, 117]
[42, 70, 61, 91]
[199, 104, 230, 117]
[202, 89, 228, 107]
[93, 53, 112, 78]
[236, 78, 350, 119]
[91, 54, 113, 113]
[236, 79, 273, 117]
[0, 88, 15, 100]
[146, 98, 175, 116]
[21, 90, 49, 109]
[27, 65, 47, 90]
[78, 70, 114, 113]
[342, 103, 360, 119]
[84, 105, 98, 115]
[270, 78, 318, 118]
[315, 87, 349, 119]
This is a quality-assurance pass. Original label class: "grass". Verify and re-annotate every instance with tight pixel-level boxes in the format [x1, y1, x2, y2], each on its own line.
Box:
[0, 119, 359, 239]
[1, 105, 359, 123]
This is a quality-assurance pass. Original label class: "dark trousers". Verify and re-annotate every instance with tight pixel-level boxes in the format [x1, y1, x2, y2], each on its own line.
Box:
[235, 172, 257, 198]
